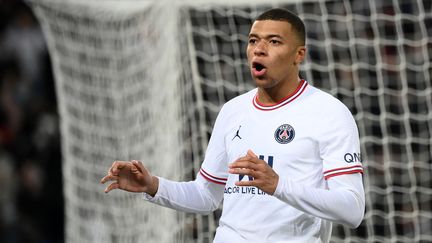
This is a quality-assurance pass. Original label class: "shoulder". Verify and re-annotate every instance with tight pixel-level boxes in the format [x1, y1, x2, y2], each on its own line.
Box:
[304, 85, 356, 127]
[212, 88, 256, 126]
[307, 85, 352, 115]
[304, 86, 360, 141]
[220, 88, 256, 113]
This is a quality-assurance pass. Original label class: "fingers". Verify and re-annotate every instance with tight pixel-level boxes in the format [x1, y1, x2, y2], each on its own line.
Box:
[247, 149, 258, 158]
[229, 163, 260, 177]
[232, 167, 279, 195]
[231, 166, 259, 176]
[104, 182, 119, 193]
[102, 160, 130, 183]
[229, 150, 266, 176]
[234, 150, 258, 162]
[108, 160, 129, 175]
[100, 173, 118, 184]
[100, 161, 129, 184]
[101, 160, 128, 188]
[235, 179, 258, 187]
[229, 156, 264, 171]
[228, 150, 278, 194]
[229, 160, 259, 169]
[102, 160, 149, 194]
[132, 160, 145, 173]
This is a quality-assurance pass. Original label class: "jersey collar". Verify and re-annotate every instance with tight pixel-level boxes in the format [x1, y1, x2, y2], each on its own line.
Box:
[252, 79, 308, 111]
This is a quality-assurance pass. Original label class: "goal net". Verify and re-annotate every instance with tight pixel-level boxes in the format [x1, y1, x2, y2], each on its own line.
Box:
[27, 0, 431, 242]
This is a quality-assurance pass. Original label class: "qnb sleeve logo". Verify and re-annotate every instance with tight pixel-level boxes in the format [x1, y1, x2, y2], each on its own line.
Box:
[344, 153, 362, 163]
[274, 124, 295, 144]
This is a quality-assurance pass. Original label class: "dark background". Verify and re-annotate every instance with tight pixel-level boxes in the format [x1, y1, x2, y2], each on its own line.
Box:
[0, 0, 64, 242]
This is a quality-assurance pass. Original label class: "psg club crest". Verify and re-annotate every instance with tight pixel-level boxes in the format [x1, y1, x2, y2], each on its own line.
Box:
[274, 124, 295, 144]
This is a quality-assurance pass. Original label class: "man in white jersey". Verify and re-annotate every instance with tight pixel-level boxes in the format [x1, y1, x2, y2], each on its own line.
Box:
[101, 8, 365, 243]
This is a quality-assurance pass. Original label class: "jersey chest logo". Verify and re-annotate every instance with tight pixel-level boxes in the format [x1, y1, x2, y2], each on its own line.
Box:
[232, 125, 242, 141]
[274, 124, 295, 144]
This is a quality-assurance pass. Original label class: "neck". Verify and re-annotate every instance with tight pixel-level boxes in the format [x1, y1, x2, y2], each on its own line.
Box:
[257, 77, 302, 105]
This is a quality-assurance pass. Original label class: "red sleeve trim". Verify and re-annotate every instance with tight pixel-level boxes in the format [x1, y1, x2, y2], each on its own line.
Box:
[324, 169, 363, 180]
[199, 168, 227, 185]
[323, 165, 363, 180]
[324, 165, 363, 174]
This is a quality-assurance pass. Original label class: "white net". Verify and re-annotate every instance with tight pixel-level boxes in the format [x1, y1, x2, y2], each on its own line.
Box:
[28, 0, 431, 242]
[28, 1, 186, 242]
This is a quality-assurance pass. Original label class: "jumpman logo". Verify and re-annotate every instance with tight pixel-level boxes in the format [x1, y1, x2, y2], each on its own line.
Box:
[232, 126, 242, 140]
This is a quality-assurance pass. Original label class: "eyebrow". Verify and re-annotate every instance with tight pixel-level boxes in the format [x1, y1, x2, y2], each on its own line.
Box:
[248, 33, 283, 39]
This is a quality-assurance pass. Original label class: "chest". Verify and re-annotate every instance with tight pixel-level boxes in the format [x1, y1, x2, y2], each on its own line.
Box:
[223, 109, 323, 181]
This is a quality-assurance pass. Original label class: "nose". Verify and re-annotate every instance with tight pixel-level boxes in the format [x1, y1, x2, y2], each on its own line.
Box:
[253, 41, 267, 56]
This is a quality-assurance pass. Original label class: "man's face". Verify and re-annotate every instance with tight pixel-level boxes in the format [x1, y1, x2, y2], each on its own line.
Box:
[246, 20, 305, 89]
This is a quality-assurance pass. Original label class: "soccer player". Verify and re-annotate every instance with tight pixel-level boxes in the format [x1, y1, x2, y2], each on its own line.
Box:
[101, 8, 365, 243]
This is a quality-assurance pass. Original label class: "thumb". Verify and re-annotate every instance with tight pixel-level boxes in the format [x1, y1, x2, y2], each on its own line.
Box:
[247, 149, 258, 158]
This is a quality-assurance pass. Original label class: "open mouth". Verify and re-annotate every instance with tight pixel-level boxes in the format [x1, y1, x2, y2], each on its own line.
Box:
[253, 62, 266, 71]
[252, 62, 267, 77]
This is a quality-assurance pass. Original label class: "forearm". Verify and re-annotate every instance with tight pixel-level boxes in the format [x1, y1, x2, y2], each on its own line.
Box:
[143, 175, 224, 214]
[273, 173, 365, 228]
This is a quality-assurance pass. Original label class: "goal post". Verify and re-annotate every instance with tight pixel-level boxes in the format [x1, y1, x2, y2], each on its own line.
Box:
[28, 1, 187, 242]
[27, 0, 432, 242]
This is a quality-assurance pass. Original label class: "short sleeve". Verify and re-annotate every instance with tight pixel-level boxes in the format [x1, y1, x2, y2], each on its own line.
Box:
[198, 106, 229, 185]
[319, 103, 363, 180]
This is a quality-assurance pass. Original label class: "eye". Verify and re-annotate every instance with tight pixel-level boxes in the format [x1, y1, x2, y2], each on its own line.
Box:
[269, 39, 281, 45]
[248, 38, 257, 44]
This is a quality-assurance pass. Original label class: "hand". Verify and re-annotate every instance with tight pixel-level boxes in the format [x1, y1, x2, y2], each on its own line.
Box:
[229, 150, 279, 195]
[100, 160, 159, 195]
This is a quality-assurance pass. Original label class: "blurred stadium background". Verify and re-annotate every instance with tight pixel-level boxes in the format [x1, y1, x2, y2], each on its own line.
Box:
[0, 0, 431, 243]
[0, 0, 63, 242]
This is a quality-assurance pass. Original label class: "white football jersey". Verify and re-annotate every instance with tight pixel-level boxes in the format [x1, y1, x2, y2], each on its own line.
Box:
[199, 80, 363, 243]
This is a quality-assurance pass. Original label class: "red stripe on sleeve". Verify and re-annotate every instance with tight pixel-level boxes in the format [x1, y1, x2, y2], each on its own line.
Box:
[199, 169, 227, 185]
[324, 169, 363, 180]
[324, 165, 363, 174]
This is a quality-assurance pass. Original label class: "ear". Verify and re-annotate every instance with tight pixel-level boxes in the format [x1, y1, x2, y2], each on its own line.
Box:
[295, 46, 306, 65]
